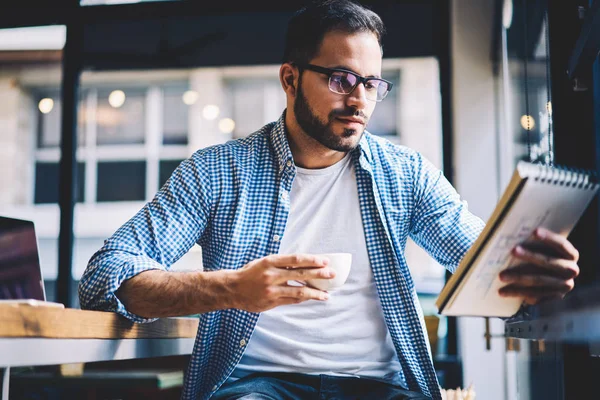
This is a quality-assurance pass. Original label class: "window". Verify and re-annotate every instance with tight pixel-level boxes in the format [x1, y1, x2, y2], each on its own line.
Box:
[501, 5, 553, 169]
[97, 161, 146, 202]
[224, 78, 286, 139]
[163, 86, 189, 145]
[33, 90, 87, 204]
[35, 92, 86, 149]
[33, 83, 190, 205]
[96, 89, 146, 146]
[34, 162, 85, 204]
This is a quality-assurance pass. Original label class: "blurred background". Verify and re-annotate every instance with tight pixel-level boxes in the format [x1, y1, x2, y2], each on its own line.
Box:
[1, 0, 599, 399]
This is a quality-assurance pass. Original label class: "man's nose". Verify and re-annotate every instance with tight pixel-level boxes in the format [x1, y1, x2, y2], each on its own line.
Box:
[345, 82, 369, 109]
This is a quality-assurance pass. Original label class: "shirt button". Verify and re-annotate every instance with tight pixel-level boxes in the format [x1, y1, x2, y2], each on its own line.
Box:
[286, 160, 292, 167]
[281, 192, 288, 200]
[240, 339, 247, 347]
[212, 385, 218, 391]
[273, 235, 280, 242]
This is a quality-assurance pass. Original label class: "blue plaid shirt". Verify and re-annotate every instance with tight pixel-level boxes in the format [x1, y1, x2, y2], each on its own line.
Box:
[79, 113, 484, 400]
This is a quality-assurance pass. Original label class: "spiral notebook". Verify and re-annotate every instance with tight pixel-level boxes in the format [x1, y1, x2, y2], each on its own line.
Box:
[436, 161, 600, 317]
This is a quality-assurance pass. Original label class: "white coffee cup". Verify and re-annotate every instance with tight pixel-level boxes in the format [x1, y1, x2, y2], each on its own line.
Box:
[306, 253, 352, 292]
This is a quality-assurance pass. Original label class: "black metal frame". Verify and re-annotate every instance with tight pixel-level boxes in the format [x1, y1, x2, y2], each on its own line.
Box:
[436, 0, 459, 360]
[548, 1, 600, 398]
[56, 11, 83, 306]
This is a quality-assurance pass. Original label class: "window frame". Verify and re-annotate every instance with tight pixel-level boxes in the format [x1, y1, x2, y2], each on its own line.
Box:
[32, 83, 190, 205]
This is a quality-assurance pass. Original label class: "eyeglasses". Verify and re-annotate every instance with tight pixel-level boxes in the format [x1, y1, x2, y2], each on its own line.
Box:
[297, 63, 393, 102]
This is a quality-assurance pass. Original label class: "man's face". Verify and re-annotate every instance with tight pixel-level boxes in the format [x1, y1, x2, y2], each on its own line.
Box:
[293, 30, 382, 152]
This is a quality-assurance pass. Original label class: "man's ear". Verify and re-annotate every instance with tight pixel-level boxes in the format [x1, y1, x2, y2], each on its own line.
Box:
[280, 63, 298, 97]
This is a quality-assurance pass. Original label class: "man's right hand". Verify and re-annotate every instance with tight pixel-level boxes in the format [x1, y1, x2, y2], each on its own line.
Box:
[228, 254, 335, 313]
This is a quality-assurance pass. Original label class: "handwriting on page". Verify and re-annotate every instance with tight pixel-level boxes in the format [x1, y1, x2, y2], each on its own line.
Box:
[474, 210, 550, 295]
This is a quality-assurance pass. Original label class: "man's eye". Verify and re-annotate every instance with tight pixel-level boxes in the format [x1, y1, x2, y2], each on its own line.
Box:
[365, 82, 378, 90]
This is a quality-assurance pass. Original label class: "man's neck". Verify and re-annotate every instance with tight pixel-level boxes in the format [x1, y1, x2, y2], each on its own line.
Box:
[284, 111, 348, 169]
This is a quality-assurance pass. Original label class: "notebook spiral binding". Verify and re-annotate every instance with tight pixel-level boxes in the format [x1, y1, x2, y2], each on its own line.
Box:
[519, 161, 600, 190]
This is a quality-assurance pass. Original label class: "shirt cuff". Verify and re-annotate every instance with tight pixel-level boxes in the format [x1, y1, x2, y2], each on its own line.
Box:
[106, 256, 167, 323]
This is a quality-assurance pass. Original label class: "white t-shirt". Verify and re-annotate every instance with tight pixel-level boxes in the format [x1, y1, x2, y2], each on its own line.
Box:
[230, 153, 404, 386]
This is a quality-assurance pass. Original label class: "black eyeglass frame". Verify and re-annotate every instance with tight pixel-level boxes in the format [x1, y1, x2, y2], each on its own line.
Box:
[295, 63, 393, 102]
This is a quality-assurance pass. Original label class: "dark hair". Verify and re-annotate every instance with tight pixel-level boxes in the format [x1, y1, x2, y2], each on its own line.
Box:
[283, 0, 386, 65]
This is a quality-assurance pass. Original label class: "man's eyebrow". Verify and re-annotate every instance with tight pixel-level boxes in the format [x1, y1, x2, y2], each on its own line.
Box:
[330, 65, 381, 79]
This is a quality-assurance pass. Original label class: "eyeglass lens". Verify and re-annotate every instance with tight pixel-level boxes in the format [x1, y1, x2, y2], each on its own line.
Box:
[329, 71, 390, 101]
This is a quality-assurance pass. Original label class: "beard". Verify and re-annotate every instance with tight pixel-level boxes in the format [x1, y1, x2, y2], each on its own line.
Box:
[293, 78, 367, 152]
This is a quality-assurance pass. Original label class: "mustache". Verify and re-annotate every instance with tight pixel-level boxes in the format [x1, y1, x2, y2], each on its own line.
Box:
[330, 108, 368, 121]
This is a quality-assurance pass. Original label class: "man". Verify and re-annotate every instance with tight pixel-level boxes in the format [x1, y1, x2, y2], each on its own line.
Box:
[79, 1, 580, 399]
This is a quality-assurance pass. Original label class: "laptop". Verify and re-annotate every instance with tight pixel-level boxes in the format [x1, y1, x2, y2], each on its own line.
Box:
[0, 216, 63, 307]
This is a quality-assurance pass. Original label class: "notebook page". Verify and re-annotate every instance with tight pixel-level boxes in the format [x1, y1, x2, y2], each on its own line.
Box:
[443, 178, 597, 317]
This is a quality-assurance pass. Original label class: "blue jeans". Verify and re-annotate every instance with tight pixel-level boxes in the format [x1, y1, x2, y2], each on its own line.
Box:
[211, 373, 432, 400]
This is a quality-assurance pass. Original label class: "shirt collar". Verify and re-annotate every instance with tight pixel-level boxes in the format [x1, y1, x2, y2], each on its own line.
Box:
[357, 133, 373, 164]
[270, 111, 295, 175]
[270, 110, 373, 174]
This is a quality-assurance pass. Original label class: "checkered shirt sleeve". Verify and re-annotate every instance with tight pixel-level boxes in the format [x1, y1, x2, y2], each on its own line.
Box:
[78, 153, 213, 322]
[409, 152, 485, 273]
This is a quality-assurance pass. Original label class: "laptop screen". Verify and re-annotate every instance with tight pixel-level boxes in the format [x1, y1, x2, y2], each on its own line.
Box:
[0, 216, 46, 301]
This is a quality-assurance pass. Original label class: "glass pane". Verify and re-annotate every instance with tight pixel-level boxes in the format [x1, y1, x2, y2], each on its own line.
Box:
[163, 86, 189, 145]
[34, 162, 85, 204]
[505, 0, 553, 166]
[97, 161, 146, 202]
[367, 71, 399, 137]
[159, 159, 184, 188]
[224, 78, 286, 139]
[36, 93, 86, 148]
[96, 89, 146, 145]
[37, 94, 61, 148]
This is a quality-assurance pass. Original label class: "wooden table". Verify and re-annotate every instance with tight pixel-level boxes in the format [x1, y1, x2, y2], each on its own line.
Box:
[0, 303, 199, 399]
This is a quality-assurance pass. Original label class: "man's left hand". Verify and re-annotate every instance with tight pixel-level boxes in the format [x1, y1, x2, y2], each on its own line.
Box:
[498, 227, 580, 305]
